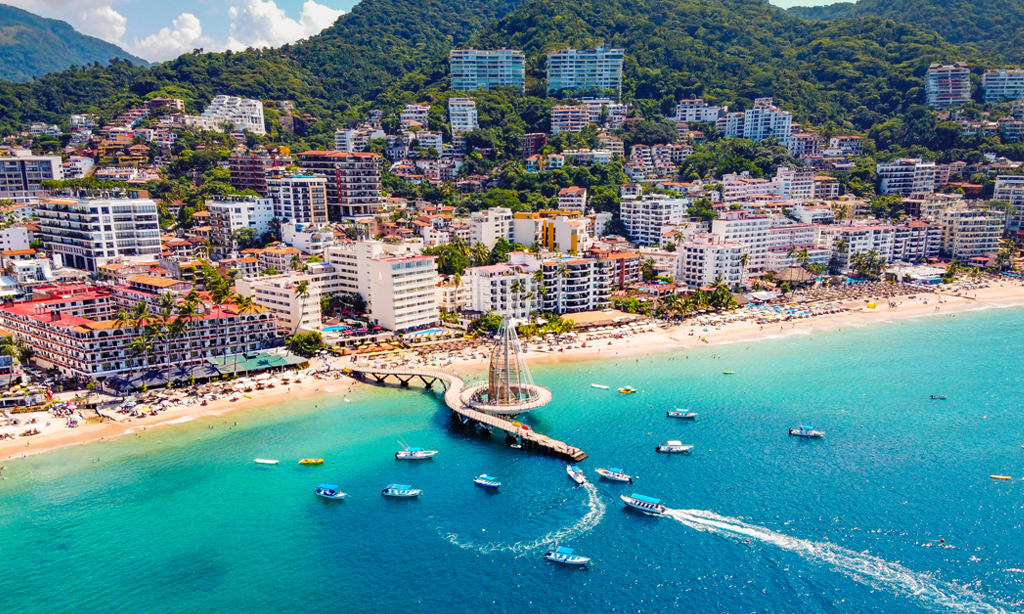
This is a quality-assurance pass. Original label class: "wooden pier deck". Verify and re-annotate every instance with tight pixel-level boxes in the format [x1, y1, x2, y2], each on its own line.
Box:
[343, 362, 587, 461]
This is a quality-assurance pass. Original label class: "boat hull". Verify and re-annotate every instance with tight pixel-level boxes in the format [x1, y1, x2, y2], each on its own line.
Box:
[595, 469, 633, 483]
[566, 465, 586, 485]
[666, 412, 696, 419]
[789, 429, 824, 438]
[656, 446, 692, 454]
[395, 451, 438, 460]
[315, 492, 347, 500]
[544, 553, 591, 565]
[620, 495, 666, 516]
[382, 490, 422, 497]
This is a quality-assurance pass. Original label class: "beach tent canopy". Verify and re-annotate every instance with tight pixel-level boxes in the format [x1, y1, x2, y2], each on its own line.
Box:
[207, 351, 308, 375]
[775, 266, 816, 283]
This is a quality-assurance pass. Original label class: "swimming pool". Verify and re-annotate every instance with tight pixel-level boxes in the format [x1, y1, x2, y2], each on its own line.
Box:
[322, 325, 351, 333]
[406, 328, 447, 336]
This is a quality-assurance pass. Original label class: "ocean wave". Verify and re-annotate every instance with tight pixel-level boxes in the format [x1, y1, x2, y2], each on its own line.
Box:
[667, 508, 1008, 614]
[439, 481, 605, 557]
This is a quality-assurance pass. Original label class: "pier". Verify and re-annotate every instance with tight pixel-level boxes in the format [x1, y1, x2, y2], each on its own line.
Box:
[343, 362, 587, 461]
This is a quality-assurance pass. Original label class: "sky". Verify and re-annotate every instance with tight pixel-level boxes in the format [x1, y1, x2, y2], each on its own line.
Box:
[10, 0, 844, 63]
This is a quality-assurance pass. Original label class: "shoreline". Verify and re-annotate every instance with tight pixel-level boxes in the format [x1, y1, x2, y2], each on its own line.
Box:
[4, 281, 1024, 462]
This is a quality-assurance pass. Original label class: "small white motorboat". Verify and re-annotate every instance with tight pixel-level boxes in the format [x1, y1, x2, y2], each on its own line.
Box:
[621, 493, 666, 516]
[595, 467, 633, 483]
[381, 483, 422, 497]
[566, 464, 586, 485]
[656, 440, 693, 454]
[474, 474, 501, 489]
[254, 459, 279, 465]
[314, 484, 347, 499]
[591, 384, 609, 389]
[789, 425, 825, 438]
[666, 410, 697, 420]
[395, 439, 438, 460]
[544, 546, 590, 566]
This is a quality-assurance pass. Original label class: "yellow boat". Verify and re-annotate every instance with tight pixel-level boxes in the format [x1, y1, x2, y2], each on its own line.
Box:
[990, 475, 1012, 480]
[299, 458, 324, 465]
[618, 386, 636, 394]
[723, 370, 734, 375]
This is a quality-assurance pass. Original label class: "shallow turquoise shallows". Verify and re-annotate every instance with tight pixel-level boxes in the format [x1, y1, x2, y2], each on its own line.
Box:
[2, 309, 1023, 614]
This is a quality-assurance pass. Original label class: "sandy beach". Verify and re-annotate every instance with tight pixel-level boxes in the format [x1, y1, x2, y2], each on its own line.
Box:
[4, 278, 1023, 462]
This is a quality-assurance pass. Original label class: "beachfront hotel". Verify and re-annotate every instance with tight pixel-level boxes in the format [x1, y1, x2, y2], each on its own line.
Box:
[0, 281, 277, 381]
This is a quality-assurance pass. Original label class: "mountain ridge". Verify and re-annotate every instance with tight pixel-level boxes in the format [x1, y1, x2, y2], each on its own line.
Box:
[0, 3, 148, 82]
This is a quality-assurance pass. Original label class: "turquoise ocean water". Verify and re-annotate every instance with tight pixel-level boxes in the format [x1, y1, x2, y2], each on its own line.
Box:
[1, 308, 1023, 613]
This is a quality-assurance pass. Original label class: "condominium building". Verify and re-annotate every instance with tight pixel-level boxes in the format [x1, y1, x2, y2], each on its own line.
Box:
[448, 98, 479, 135]
[819, 223, 896, 269]
[788, 133, 822, 159]
[994, 175, 1024, 232]
[367, 254, 438, 331]
[235, 272, 323, 333]
[470, 207, 514, 249]
[228, 151, 291, 196]
[550, 105, 591, 135]
[675, 99, 725, 123]
[449, 48, 525, 92]
[546, 46, 625, 97]
[0, 155, 62, 203]
[829, 136, 864, 156]
[938, 207, 1004, 259]
[557, 186, 587, 213]
[281, 223, 336, 255]
[581, 98, 628, 129]
[620, 193, 688, 246]
[540, 216, 591, 253]
[715, 98, 792, 145]
[521, 133, 548, 159]
[925, 63, 971, 109]
[465, 263, 536, 318]
[562, 149, 613, 166]
[295, 151, 383, 218]
[710, 212, 772, 272]
[676, 234, 745, 289]
[892, 221, 942, 262]
[0, 227, 30, 252]
[771, 167, 815, 200]
[877, 159, 937, 196]
[36, 196, 161, 271]
[400, 104, 430, 131]
[721, 173, 773, 202]
[206, 197, 275, 248]
[186, 95, 266, 134]
[533, 255, 611, 314]
[266, 172, 328, 225]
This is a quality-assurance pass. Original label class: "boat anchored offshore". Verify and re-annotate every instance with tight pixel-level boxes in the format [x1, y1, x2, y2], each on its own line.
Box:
[789, 425, 825, 438]
[474, 474, 501, 489]
[254, 459, 279, 465]
[930, 395, 948, 400]
[381, 484, 422, 497]
[544, 546, 591, 566]
[591, 384, 609, 389]
[618, 386, 636, 394]
[567, 464, 586, 485]
[596, 467, 633, 483]
[299, 458, 323, 465]
[314, 484, 347, 499]
[666, 410, 697, 419]
[723, 370, 735, 375]
[656, 440, 693, 454]
[621, 493, 666, 515]
[395, 440, 438, 460]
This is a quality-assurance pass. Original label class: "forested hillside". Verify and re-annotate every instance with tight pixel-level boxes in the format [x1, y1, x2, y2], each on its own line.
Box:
[0, 4, 147, 82]
[788, 0, 1024, 62]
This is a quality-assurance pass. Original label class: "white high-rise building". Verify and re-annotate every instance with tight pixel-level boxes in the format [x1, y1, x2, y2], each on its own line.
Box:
[449, 48, 525, 92]
[772, 167, 815, 200]
[550, 105, 591, 135]
[938, 207, 1005, 259]
[207, 197, 275, 248]
[994, 175, 1024, 232]
[675, 99, 725, 123]
[470, 208, 514, 249]
[926, 63, 971, 109]
[465, 263, 536, 318]
[448, 98, 479, 135]
[546, 46, 625, 97]
[676, 234, 745, 289]
[266, 173, 328, 225]
[710, 212, 772, 272]
[400, 104, 430, 131]
[877, 159, 937, 196]
[0, 155, 63, 203]
[36, 196, 161, 271]
[620, 193, 688, 246]
[186, 95, 266, 134]
[982, 69, 1024, 102]
[715, 98, 792, 145]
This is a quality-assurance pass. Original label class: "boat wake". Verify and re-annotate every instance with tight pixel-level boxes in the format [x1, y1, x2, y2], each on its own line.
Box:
[666, 508, 1008, 614]
[439, 481, 605, 557]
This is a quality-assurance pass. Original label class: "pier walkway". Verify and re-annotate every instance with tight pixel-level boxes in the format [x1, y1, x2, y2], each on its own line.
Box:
[343, 362, 586, 461]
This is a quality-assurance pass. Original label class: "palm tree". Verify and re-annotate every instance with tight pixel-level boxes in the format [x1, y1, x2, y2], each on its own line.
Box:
[289, 254, 302, 271]
[640, 258, 656, 281]
[209, 280, 233, 359]
[471, 242, 489, 267]
[114, 308, 132, 331]
[293, 281, 310, 334]
[130, 301, 151, 333]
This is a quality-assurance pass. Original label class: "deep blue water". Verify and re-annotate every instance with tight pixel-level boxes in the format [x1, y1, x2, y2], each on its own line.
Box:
[1, 308, 1023, 614]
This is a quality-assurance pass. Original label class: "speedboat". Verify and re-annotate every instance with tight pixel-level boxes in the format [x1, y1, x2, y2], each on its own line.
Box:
[314, 484, 347, 499]
[254, 458, 279, 465]
[567, 464, 586, 485]
[381, 484, 422, 497]
[474, 474, 501, 489]
[656, 440, 693, 454]
[666, 410, 697, 419]
[789, 425, 825, 438]
[618, 386, 636, 394]
[544, 546, 591, 566]
[621, 493, 666, 515]
[591, 384, 609, 389]
[299, 458, 323, 465]
[395, 439, 438, 460]
[723, 370, 735, 375]
[930, 395, 947, 400]
[595, 467, 633, 483]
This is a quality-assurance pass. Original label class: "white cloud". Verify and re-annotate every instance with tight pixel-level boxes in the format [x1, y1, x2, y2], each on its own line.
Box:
[225, 0, 345, 50]
[5, 0, 127, 43]
[128, 13, 208, 62]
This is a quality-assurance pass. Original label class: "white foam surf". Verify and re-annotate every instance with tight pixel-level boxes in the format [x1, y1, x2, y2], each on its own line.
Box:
[439, 481, 605, 557]
[667, 508, 1008, 614]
